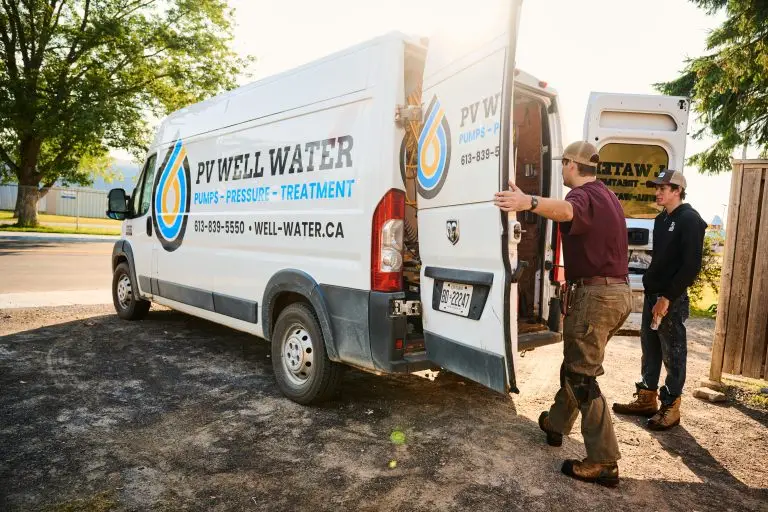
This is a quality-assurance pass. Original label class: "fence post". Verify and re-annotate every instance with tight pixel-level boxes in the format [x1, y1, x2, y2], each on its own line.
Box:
[76, 188, 80, 231]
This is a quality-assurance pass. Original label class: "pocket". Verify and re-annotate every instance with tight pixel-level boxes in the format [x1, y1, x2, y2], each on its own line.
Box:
[587, 286, 630, 333]
[566, 287, 591, 338]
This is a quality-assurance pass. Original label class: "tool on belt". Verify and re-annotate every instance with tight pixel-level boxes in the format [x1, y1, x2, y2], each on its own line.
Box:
[562, 282, 577, 316]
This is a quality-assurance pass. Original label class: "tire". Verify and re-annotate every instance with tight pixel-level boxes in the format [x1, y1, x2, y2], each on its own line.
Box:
[271, 303, 342, 405]
[112, 262, 151, 320]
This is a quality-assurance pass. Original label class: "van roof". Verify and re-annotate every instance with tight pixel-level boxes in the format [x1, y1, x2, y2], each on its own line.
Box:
[153, 31, 557, 145]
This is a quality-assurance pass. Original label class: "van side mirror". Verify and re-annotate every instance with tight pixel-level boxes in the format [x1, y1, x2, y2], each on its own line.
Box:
[107, 188, 129, 220]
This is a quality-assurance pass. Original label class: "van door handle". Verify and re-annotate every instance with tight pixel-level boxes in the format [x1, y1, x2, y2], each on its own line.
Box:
[146, 216, 152, 236]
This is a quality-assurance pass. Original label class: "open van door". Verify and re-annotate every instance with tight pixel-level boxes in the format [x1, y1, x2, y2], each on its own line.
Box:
[418, 0, 523, 394]
[583, 92, 690, 308]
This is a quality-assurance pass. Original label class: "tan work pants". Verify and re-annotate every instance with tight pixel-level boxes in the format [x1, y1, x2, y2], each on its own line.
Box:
[547, 282, 632, 463]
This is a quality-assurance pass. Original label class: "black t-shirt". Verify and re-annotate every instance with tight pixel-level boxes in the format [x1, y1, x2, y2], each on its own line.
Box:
[560, 180, 628, 281]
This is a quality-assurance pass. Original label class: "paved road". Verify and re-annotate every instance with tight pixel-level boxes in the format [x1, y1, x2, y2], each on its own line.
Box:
[0, 219, 118, 230]
[0, 235, 113, 307]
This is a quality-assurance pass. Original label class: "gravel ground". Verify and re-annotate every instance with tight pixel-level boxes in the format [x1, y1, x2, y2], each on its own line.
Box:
[0, 305, 766, 511]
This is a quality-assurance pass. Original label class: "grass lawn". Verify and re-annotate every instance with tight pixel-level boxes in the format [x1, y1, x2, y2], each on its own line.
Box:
[691, 284, 719, 318]
[0, 224, 120, 236]
[723, 377, 768, 410]
[0, 210, 121, 226]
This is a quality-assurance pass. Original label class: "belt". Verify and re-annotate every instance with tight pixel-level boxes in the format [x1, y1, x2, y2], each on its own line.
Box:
[569, 276, 629, 286]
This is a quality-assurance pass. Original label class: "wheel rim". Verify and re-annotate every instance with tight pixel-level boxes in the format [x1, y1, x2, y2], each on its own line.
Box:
[116, 274, 132, 310]
[281, 323, 315, 386]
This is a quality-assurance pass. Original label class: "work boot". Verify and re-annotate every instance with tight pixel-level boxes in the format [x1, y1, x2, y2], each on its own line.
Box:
[612, 387, 659, 417]
[538, 411, 562, 447]
[647, 397, 681, 431]
[561, 458, 619, 488]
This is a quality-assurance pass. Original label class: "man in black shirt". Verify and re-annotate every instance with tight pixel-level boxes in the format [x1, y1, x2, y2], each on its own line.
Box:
[613, 169, 707, 430]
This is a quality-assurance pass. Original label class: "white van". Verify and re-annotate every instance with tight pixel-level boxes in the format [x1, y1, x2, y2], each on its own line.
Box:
[107, 1, 689, 404]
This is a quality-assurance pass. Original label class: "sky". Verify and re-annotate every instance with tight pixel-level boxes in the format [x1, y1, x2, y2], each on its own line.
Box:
[221, 0, 739, 225]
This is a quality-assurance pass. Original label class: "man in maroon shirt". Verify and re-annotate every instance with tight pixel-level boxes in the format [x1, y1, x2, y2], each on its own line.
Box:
[495, 141, 632, 487]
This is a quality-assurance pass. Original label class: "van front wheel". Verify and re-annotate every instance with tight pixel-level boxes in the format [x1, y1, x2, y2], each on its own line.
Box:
[112, 262, 150, 320]
[271, 303, 341, 404]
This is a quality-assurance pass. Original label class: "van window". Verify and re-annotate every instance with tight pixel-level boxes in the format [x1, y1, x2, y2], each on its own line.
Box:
[596, 143, 668, 219]
[130, 170, 145, 216]
[138, 154, 157, 216]
[130, 154, 157, 218]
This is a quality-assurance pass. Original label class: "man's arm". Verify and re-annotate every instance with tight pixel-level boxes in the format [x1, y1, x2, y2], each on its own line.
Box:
[494, 182, 573, 222]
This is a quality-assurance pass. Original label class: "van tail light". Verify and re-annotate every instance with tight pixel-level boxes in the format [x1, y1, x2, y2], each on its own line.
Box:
[371, 189, 405, 292]
[552, 224, 566, 284]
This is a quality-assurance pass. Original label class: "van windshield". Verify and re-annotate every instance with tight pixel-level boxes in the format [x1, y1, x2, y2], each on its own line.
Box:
[596, 143, 668, 219]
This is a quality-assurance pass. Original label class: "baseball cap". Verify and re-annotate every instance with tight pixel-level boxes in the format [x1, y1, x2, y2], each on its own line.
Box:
[553, 141, 599, 168]
[645, 169, 687, 189]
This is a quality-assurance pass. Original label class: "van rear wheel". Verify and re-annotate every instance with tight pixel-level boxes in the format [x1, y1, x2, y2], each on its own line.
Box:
[112, 262, 150, 320]
[271, 303, 341, 404]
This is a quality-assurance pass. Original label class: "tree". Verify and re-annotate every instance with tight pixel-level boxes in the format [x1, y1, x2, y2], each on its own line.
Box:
[0, 0, 249, 226]
[690, 231, 723, 308]
[656, 0, 768, 174]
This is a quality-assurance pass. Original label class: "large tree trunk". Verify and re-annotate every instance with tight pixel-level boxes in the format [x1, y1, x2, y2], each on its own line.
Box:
[16, 137, 43, 227]
[16, 185, 40, 227]
[13, 192, 21, 218]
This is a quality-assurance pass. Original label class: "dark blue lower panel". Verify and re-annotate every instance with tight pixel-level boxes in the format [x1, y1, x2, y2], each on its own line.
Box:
[425, 331, 507, 394]
[138, 276, 258, 324]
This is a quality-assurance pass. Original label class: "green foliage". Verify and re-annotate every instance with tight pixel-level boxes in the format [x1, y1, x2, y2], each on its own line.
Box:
[689, 230, 723, 305]
[655, 0, 768, 174]
[0, 0, 251, 224]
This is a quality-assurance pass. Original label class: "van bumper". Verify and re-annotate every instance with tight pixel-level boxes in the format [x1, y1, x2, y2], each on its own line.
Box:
[368, 292, 435, 374]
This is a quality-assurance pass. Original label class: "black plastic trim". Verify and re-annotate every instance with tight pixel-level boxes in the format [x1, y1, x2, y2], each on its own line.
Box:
[495, 5, 522, 395]
[111, 240, 145, 299]
[518, 330, 562, 351]
[147, 277, 258, 324]
[425, 331, 506, 394]
[262, 270, 337, 361]
[138, 275, 151, 293]
[213, 293, 258, 324]
[424, 266, 494, 286]
[368, 290, 406, 371]
[155, 279, 213, 311]
[320, 284, 373, 369]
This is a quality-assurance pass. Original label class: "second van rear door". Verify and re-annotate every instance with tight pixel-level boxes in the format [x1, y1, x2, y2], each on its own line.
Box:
[583, 92, 690, 303]
[418, 0, 523, 394]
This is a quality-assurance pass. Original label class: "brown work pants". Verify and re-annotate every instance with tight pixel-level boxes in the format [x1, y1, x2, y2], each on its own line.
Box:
[547, 282, 632, 463]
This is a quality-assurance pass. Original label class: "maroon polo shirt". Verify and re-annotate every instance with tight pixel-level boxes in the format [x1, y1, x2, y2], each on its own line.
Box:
[560, 180, 628, 281]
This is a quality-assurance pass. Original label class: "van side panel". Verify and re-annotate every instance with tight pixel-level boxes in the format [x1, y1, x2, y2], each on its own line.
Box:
[146, 35, 415, 375]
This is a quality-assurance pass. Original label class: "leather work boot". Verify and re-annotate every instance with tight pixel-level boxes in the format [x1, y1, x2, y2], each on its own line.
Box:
[561, 459, 619, 488]
[538, 411, 562, 447]
[612, 387, 659, 417]
[647, 397, 681, 431]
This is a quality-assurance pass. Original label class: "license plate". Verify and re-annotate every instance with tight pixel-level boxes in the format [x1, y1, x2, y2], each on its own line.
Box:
[438, 281, 473, 317]
[628, 250, 652, 271]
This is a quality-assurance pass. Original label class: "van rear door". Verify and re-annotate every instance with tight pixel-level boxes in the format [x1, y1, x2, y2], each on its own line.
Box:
[583, 92, 690, 306]
[418, 0, 523, 394]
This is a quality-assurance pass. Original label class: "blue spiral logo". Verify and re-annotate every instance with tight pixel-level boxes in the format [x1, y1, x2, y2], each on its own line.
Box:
[417, 95, 452, 199]
[153, 139, 191, 252]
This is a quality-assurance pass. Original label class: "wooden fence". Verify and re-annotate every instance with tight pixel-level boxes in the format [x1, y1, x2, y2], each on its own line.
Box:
[710, 160, 768, 380]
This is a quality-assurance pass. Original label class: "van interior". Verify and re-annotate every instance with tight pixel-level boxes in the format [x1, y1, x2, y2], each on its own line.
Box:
[400, 42, 556, 353]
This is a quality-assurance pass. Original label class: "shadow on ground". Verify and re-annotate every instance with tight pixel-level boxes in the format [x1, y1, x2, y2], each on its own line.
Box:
[1, 309, 766, 511]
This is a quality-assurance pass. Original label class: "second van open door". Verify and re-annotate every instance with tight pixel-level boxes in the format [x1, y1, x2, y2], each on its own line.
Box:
[417, 0, 523, 394]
